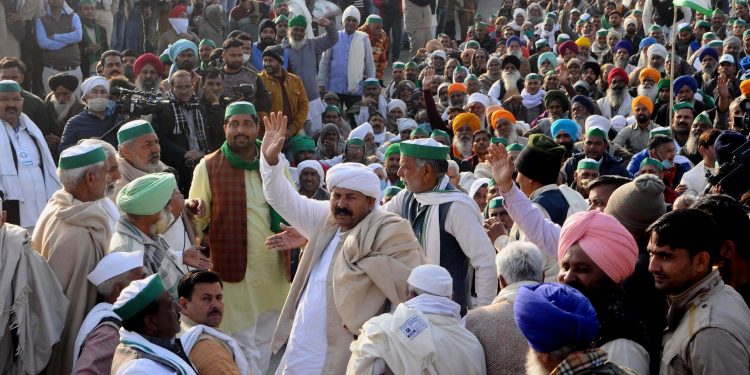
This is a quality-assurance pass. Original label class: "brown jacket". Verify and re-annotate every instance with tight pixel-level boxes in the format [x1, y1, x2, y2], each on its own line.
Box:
[661, 269, 750, 374]
[257, 69, 308, 135]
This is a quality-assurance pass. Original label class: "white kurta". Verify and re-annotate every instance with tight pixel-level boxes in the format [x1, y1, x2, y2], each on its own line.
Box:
[3, 122, 47, 228]
[277, 230, 341, 375]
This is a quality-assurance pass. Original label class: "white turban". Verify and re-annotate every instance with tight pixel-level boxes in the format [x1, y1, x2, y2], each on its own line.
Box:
[648, 43, 667, 59]
[342, 5, 361, 24]
[584, 115, 612, 134]
[349, 122, 374, 140]
[296, 160, 325, 188]
[513, 8, 525, 18]
[326, 162, 381, 199]
[431, 50, 447, 61]
[387, 99, 407, 114]
[610, 115, 627, 133]
[468, 178, 491, 200]
[467, 93, 490, 109]
[80, 76, 109, 98]
[397, 118, 418, 132]
[408, 264, 453, 297]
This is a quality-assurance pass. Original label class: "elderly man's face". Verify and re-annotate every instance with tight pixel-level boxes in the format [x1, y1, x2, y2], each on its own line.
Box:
[53, 85, 73, 104]
[121, 132, 161, 173]
[456, 124, 474, 141]
[290, 26, 305, 41]
[171, 76, 194, 102]
[547, 100, 565, 118]
[725, 43, 740, 56]
[650, 55, 665, 70]
[137, 64, 160, 90]
[571, 102, 589, 120]
[525, 78, 541, 94]
[299, 168, 321, 193]
[0, 91, 23, 125]
[494, 118, 514, 137]
[392, 68, 404, 82]
[397, 154, 439, 193]
[388, 108, 404, 124]
[615, 48, 630, 62]
[676, 85, 694, 103]
[466, 101, 484, 117]
[344, 16, 358, 34]
[607, 34, 619, 48]
[558, 244, 616, 299]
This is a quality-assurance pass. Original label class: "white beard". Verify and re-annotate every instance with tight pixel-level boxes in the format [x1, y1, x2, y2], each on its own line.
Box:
[526, 350, 551, 375]
[51, 96, 76, 122]
[288, 37, 307, 51]
[637, 85, 659, 101]
[453, 136, 473, 158]
[607, 87, 627, 108]
[509, 50, 523, 59]
[502, 70, 522, 92]
[615, 58, 629, 69]
[685, 133, 701, 155]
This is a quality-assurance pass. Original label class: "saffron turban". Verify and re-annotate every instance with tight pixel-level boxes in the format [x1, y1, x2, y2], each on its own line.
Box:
[741, 80, 750, 96]
[326, 162, 381, 199]
[638, 68, 660, 84]
[134, 53, 164, 77]
[452, 113, 482, 133]
[558, 210, 638, 283]
[631, 95, 654, 114]
[491, 109, 516, 129]
[448, 83, 467, 94]
[297, 160, 325, 188]
[514, 283, 599, 353]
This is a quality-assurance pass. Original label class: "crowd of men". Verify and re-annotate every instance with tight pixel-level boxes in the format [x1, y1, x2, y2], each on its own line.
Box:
[2, 0, 750, 373]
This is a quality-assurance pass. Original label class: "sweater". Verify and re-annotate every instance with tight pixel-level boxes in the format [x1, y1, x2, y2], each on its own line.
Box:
[281, 23, 339, 101]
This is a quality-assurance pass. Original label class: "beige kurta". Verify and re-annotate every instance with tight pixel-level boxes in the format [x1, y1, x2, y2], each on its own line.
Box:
[113, 155, 168, 197]
[32, 190, 111, 374]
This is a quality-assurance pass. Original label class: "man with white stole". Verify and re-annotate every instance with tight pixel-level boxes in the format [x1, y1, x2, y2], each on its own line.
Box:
[348, 264, 487, 374]
[259, 112, 425, 374]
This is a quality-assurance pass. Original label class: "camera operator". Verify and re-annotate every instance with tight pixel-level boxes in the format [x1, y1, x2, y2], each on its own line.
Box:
[710, 130, 750, 200]
[219, 38, 271, 112]
[152, 70, 223, 194]
[59, 76, 121, 152]
[134, 53, 165, 94]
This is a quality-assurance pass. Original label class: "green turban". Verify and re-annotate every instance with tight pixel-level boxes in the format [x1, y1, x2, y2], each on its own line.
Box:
[117, 173, 177, 215]
[384, 143, 401, 159]
[225, 101, 257, 119]
[289, 14, 307, 29]
[288, 135, 316, 156]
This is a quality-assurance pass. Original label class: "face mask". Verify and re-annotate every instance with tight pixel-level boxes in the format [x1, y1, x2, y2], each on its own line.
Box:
[186, 5, 194, 15]
[524, 30, 534, 38]
[87, 97, 110, 112]
[243, 53, 251, 62]
[380, 179, 387, 190]
[662, 158, 673, 169]
[123, 66, 135, 80]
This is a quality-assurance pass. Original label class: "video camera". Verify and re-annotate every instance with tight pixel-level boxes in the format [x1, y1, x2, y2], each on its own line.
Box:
[232, 83, 256, 102]
[732, 98, 750, 135]
[704, 137, 750, 198]
[110, 86, 170, 117]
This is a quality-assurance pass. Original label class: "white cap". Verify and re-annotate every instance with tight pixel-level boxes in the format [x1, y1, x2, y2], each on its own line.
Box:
[408, 264, 453, 297]
[466, 93, 490, 108]
[397, 118, 418, 132]
[719, 54, 736, 65]
[468, 177, 491, 200]
[431, 50, 447, 61]
[87, 251, 144, 286]
[584, 115, 612, 134]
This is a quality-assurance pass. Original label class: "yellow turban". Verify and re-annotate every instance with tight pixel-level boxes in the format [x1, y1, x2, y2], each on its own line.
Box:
[575, 37, 591, 48]
[453, 113, 482, 133]
[638, 68, 661, 84]
[741, 79, 750, 96]
[491, 109, 516, 129]
[631, 95, 654, 114]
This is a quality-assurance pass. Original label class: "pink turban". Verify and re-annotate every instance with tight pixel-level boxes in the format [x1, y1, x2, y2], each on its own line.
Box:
[558, 210, 638, 283]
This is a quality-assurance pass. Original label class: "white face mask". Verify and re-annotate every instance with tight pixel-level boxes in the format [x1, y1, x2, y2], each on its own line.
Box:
[243, 53, 251, 62]
[169, 18, 189, 35]
[87, 97, 110, 112]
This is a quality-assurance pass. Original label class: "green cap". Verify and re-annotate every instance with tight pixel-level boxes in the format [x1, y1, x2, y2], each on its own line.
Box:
[393, 62, 405, 70]
[324, 105, 341, 114]
[465, 74, 478, 82]
[384, 143, 401, 159]
[363, 78, 380, 88]
[400, 138, 450, 160]
[488, 197, 504, 209]
[649, 126, 671, 138]
[199, 38, 217, 48]
[0, 80, 21, 92]
[535, 39, 549, 49]
[113, 274, 167, 320]
[116, 173, 177, 215]
[466, 40, 480, 49]
[672, 101, 694, 112]
[707, 40, 723, 48]
[648, 24, 661, 32]
[289, 14, 306, 28]
[703, 32, 716, 40]
[712, 9, 723, 17]
[405, 61, 418, 69]
[384, 186, 402, 198]
[475, 21, 488, 30]
[431, 129, 450, 141]
[491, 137, 509, 146]
[273, 0, 288, 7]
[596, 28, 608, 36]
[78, 0, 97, 6]
[117, 120, 155, 145]
[287, 135, 316, 155]
[506, 143, 524, 152]
[696, 20, 711, 29]
[657, 78, 671, 90]
[586, 127, 607, 140]
[640, 157, 664, 171]
[159, 51, 171, 64]
[576, 158, 600, 171]
[58, 144, 107, 170]
[410, 127, 430, 138]
[525, 73, 542, 81]
[225, 101, 257, 119]
[274, 14, 289, 23]
[347, 138, 365, 146]
[366, 14, 383, 24]
[694, 111, 711, 125]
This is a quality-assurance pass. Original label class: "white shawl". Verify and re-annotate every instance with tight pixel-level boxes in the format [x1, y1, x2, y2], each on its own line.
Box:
[117, 328, 197, 375]
[179, 325, 250, 375]
[348, 31, 368, 93]
[72, 302, 119, 365]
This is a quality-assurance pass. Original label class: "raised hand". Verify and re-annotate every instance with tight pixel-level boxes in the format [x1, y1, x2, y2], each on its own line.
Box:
[485, 143, 515, 193]
[265, 224, 307, 251]
[261, 111, 288, 166]
[422, 67, 436, 90]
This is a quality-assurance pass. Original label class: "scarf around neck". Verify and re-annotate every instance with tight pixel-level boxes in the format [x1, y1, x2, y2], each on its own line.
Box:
[220, 141, 285, 232]
[521, 89, 546, 108]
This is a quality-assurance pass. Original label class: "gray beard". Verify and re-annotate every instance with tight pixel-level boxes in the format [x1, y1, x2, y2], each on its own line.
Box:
[685, 133, 701, 155]
[502, 71, 522, 91]
[137, 78, 159, 92]
[637, 85, 659, 101]
[52, 98, 75, 122]
[615, 58, 628, 69]
[607, 87, 627, 108]
[289, 37, 307, 51]
[509, 50, 523, 59]
[453, 136, 473, 158]
[526, 350, 551, 375]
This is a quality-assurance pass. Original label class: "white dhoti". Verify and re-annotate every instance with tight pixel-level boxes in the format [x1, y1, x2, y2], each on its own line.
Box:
[231, 309, 280, 374]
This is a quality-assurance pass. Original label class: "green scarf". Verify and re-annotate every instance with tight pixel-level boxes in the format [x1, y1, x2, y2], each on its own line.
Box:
[220, 141, 285, 232]
[81, 19, 103, 67]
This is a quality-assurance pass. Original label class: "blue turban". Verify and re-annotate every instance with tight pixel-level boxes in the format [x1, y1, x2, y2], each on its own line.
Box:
[168, 39, 199, 76]
[639, 37, 656, 51]
[514, 283, 599, 353]
[537, 52, 559, 69]
[614, 40, 633, 54]
[740, 55, 750, 70]
[572, 95, 596, 115]
[673, 76, 698, 96]
[699, 47, 719, 62]
[551, 119, 579, 142]
[506, 35, 522, 47]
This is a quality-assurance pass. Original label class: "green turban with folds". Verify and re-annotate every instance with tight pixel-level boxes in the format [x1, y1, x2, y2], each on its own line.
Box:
[117, 173, 177, 215]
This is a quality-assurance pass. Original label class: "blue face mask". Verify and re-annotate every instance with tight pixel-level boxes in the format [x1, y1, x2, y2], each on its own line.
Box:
[524, 30, 534, 38]
[105, 99, 116, 116]
[662, 158, 673, 169]
[380, 179, 387, 190]
[186, 5, 194, 15]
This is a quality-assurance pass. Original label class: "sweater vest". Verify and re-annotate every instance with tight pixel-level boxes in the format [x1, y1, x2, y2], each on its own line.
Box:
[532, 189, 569, 226]
[39, 13, 81, 66]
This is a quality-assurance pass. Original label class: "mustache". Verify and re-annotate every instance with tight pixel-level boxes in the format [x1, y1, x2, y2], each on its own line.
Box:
[335, 207, 353, 216]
